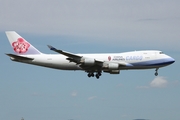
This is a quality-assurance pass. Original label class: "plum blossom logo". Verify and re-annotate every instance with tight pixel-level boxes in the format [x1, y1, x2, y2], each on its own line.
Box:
[12, 38, 30, 53]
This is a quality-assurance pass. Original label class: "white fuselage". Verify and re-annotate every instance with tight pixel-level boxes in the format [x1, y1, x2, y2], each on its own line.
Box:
[5, 31, 175, 78]
[11, 50, 175, 71]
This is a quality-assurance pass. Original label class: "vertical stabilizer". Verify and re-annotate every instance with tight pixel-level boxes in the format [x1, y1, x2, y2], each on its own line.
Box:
[5, 31, 42, 55]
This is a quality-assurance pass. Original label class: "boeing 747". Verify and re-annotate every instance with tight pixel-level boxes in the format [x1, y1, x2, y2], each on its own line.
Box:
[5, 31, 175, 79]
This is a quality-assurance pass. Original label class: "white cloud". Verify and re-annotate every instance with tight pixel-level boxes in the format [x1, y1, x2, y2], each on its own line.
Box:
[137, 76, 171, 89]
[88, 96, 97, 100]
[150, 76, 168, 88]
[71, 91, 78, 97]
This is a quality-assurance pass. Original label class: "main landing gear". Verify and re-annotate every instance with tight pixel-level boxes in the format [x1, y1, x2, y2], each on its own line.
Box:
[87, 72, 102, 79]
[155, 68, 159, 76]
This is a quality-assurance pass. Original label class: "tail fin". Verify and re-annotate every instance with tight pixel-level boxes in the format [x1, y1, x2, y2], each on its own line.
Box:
[5, 31, 42, 55]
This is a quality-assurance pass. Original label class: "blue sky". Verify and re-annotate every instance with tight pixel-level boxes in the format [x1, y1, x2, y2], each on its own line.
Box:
[0, 0, 180, 120]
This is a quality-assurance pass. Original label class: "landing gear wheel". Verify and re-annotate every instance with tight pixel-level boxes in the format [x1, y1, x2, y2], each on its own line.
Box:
[95, 74, 99, 79]
[88, 73, 91, 77]
[154, 68, 159, 76]
[87, 72, 94, 77]
[87, 71, 102, 79]
[98, 72, 102, 76]
[155, 72, 158, 76]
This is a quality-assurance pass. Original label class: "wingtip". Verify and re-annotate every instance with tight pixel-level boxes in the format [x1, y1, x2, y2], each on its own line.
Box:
[47, 45, 52, 48]
[47, 45, 56, 51]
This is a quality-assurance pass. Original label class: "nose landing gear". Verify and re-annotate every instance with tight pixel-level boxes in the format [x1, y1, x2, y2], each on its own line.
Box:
[155, 68, 159, 76]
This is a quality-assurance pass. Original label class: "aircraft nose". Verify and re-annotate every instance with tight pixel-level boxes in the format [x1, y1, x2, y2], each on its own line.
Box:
[168, 57, 175, 64]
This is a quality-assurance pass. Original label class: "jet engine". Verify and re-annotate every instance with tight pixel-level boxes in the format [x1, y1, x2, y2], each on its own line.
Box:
[80, 58, 95, 65]
[103, 63, 119, 70]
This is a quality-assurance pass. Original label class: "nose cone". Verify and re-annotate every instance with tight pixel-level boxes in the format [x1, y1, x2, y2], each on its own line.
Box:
[167, 56, 175, 65]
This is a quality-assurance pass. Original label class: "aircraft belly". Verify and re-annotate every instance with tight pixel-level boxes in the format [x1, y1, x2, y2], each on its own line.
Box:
[18, 57, 81, 70]
[52, 63, 81, 70]
[119, 66, 158, 70]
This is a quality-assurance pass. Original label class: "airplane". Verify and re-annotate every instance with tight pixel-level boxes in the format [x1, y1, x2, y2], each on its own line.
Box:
[5, 31, 175, 79]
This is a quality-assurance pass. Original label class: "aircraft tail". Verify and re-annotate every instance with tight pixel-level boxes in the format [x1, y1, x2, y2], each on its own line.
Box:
[5, 31, 42, 55]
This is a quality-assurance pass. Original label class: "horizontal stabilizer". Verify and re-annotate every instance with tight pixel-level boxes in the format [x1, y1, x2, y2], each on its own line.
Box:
[6, 53, 34, 60]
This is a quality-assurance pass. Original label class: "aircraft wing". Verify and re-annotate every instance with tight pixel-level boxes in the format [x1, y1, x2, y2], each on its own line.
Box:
[48, 45, 103, 65]
[47, 45, 129, 73]
[6, 53, 34, 60]
[47, 45, 82, 59]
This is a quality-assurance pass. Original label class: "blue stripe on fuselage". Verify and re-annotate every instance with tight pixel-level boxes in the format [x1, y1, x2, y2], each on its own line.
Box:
[131, 58, 175, 67]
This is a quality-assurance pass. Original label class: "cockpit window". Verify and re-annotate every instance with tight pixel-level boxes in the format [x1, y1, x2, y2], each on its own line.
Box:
[159, 52, 164, 54]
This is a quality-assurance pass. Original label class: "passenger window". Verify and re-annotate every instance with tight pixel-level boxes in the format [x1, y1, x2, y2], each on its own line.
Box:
[159, 52, 164, 54]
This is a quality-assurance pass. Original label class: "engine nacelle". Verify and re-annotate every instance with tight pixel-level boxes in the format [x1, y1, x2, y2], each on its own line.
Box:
[81, 58, 95, 66]
[103, 63, 119, 70]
